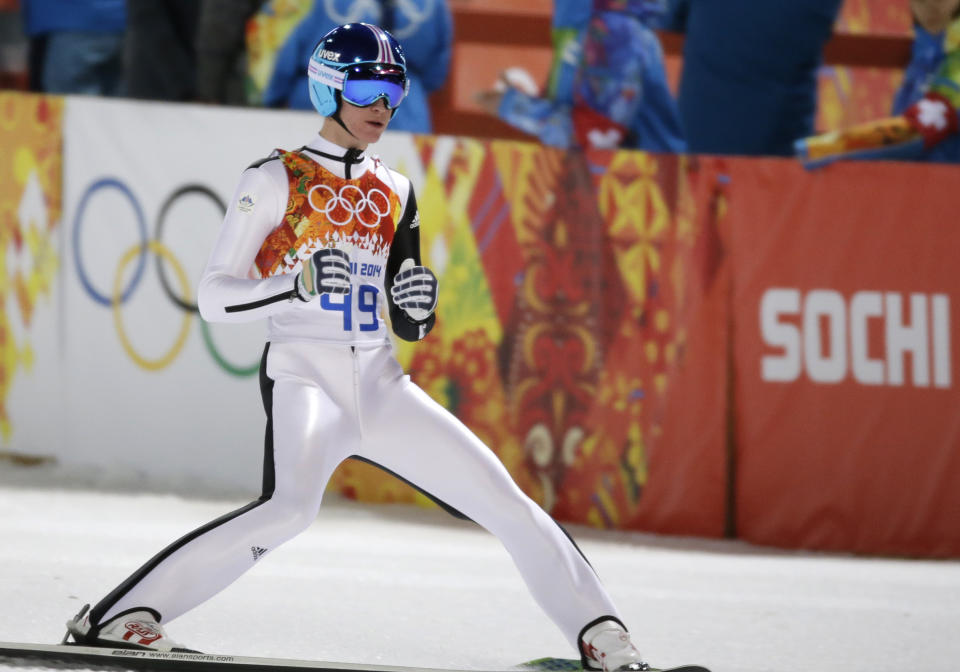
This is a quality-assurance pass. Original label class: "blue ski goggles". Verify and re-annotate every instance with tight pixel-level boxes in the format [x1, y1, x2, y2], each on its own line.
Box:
[310, 61, 409, 110]
[341, 64, 408, 109]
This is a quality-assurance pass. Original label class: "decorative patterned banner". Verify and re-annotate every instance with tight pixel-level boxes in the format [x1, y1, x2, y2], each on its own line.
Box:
[330, 141, 730, 538]
[0, 93, 62, 443]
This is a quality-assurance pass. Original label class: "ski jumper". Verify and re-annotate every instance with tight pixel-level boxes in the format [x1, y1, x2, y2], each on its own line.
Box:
[85, 134, 623, 649]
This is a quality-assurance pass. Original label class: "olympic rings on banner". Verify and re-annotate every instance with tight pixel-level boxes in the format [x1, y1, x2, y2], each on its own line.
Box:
[73, 177, 148, 307]
[156, 184, 225, 313]
[73, 178, 260, 377]
[200, 320, 259, 377]
[113, 240, 193, 371]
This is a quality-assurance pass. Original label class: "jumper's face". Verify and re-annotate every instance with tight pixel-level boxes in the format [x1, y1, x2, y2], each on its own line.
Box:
[912, 0, 960, 33]
[338, 98, 392, 148]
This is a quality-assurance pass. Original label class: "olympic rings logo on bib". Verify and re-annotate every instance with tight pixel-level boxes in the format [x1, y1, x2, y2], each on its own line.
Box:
[307, 184, 390, 228]
[72, 177, 259, 377]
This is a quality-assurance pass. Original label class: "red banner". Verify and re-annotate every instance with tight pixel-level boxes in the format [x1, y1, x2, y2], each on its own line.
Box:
[330, 140, 960, 557]
[728, 157, 960, 556]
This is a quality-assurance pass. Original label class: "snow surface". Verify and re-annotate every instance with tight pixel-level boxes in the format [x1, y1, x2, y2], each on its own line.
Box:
[1, 464, 958, 672]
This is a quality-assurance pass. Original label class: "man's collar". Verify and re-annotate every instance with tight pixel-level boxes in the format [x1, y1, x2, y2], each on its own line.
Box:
[304, 134, 367, 163]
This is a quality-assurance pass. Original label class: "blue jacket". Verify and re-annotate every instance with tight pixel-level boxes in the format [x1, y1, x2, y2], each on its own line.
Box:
[262, 0, 453, 133]
[498, 0, 685, 153]
[893, 24, 947, 115]
[22, 0, 125, 35]
[891, 23, 960, 163]
[663, 0, 842, 156]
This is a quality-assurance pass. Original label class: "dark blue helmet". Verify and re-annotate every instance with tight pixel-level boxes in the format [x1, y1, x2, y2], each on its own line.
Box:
[308, 23, 409, 117]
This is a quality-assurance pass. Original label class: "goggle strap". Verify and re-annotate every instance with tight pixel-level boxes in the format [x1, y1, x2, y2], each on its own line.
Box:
[308, 61, 346, 91]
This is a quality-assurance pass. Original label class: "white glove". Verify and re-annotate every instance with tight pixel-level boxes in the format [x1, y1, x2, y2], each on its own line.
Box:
[390, 259, 438, 322]
[298, 248, 351, 298]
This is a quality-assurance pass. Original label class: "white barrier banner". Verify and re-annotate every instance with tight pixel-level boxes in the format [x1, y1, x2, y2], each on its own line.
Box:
[60, 97, 415, 494]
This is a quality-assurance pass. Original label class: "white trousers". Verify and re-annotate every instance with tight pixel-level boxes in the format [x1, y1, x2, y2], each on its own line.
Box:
[92, 341, 621, 647]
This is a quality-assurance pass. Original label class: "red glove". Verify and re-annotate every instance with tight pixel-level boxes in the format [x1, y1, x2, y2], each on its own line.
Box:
[572, 102, 629, 150]
[904, 91, 959, 149]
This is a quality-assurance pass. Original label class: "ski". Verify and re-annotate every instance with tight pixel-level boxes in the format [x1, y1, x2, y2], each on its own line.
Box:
[0, 642, 470, 672]
[520, 658, 710, 672]
[0, 642, 711, 672]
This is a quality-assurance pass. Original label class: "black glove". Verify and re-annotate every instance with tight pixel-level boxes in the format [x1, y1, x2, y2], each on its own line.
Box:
[298, 248, 351, 297]
[390, 259, 438, 322]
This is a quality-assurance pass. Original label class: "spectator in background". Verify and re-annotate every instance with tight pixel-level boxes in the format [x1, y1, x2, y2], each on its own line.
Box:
[262, 0, 453, 134]
[475, 0, 686, 153]
[894, 0, 960, 113]
[243, 0, 313, 106]
[22, 0, 125, 95]
[0, 0, 29, 90]
[663, 0, 843, 156]
[795, 0, 960, 166]
[195, 0, 264, 105]
[890, 0, 960, 162]
[123, 0, 198, 101]
[124, 0, 263, 105]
